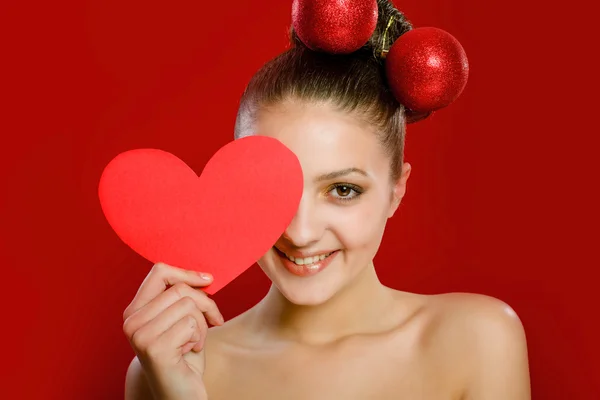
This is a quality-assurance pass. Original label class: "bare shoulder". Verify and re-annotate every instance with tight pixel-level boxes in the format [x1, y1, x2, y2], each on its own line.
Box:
[422, 292, 531, 399]
[429, 292, 527, 339]
[124, 356, 154, 400]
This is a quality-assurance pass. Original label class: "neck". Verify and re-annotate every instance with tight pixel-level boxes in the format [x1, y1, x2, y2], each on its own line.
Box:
[249, 262, 396, 345]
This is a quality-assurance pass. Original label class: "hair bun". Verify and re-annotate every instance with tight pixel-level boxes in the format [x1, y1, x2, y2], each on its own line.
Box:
[368, 0, 413, 60]
[286, 0, 468, 122]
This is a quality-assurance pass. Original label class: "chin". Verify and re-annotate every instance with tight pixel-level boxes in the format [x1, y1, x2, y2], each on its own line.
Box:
[257, 248, 348, 306]
[274, 279, 341, 306]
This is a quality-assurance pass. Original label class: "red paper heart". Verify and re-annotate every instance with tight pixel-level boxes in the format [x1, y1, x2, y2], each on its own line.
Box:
[98, 136, 303, 294]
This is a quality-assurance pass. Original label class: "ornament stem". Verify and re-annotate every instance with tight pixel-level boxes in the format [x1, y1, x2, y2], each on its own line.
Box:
[380, 15, 396, 59]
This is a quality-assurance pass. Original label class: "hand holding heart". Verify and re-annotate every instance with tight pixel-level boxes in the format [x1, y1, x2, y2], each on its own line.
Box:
[98, 135, 304, 294]
[123, 262, 217, 400]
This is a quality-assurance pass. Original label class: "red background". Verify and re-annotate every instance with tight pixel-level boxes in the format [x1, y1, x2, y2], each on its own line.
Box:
[1, 0, 598, 398]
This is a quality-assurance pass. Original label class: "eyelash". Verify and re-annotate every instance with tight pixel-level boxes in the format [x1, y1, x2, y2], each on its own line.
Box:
[326, 183, 364, 203]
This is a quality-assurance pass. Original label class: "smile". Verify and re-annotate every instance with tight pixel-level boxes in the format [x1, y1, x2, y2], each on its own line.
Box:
[273, 247, 339, 277]
[280, 250, 335, 266]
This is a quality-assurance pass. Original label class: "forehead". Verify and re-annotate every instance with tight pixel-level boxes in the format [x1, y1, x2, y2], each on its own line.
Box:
[254, 100, 390, 177]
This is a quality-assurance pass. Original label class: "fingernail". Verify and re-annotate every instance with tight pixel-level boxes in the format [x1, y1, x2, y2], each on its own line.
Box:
[199, 272, 212, 280]
[219, 315, 225, 324]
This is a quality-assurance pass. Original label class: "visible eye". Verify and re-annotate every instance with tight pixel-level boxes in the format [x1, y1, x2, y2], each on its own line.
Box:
[327, 183, 364, 203]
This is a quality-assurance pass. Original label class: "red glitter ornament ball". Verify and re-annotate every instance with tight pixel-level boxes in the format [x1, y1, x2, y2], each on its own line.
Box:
[386, 27, 469, 113]
[292, 0, 378, 54]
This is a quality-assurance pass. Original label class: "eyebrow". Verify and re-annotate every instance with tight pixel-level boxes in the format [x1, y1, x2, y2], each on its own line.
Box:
[315, 167, 369, 182]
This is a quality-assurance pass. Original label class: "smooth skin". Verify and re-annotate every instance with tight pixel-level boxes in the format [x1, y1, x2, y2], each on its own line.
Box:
[124, 99, 531, 400]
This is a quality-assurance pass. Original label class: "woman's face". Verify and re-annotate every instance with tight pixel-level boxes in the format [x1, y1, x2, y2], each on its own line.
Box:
[251, 99, 411, 305]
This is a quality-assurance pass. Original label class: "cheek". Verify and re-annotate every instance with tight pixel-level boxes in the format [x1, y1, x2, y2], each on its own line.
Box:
[330, 198, 389, 250]
[257, 250, 278, 278]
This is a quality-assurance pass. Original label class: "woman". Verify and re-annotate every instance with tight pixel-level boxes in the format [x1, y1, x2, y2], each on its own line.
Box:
[123, 1, 531, 399]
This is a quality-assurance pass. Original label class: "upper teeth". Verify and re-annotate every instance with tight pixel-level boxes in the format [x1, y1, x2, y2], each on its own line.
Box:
[283, 251, 333, 266]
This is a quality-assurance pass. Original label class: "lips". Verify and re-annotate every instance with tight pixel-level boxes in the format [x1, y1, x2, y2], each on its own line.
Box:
[273, 246, 339, 277]
[276, 247, 335, 264]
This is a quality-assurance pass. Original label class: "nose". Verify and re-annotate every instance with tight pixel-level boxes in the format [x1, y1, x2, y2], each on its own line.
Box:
[281, 192, 325, 248]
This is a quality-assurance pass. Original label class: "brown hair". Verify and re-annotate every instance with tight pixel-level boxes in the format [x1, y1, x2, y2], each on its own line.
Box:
[234, 0, 425, 182]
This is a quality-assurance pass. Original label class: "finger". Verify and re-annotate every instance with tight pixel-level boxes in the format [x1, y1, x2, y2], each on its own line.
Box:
[124, 282, 224, 333]
[128, 296, 207, 349]
[159, 315, 207, 358]
[192, 339, 205, 353]
[181, 341, 197, 354]
[144, 315, 203, 365]
[124, 262, 213, 321]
